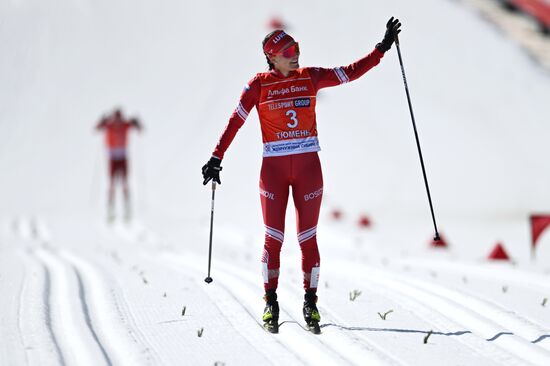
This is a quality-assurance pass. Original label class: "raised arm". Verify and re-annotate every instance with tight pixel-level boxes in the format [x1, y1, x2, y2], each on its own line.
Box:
[309, 17, 401, 91]
[130, 118, 143, 132]
[95, 116, 108, 131]
[308, 48, 384, 90]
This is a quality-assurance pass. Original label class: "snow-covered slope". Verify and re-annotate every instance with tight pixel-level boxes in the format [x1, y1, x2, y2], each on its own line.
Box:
[1, 0, 550, 365]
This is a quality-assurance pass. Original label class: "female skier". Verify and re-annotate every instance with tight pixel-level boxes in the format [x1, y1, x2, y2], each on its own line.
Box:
[202, 17, 401, 333]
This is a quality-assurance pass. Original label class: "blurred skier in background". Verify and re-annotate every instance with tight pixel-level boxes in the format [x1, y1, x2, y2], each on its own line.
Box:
[202, 18, 401, 333]
[96, 108, 143, 222]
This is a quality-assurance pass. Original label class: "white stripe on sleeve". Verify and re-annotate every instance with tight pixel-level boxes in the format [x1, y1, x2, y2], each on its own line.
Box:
[333, 67, 350, 84]
[235, 102, 249, 121]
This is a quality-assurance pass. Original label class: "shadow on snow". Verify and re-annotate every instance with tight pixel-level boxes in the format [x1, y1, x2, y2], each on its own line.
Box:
[311, 323, 550, 344]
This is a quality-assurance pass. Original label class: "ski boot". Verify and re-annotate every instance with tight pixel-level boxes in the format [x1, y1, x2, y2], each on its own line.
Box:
[303, 290, 321, 334]
[262, 290, 279, 333]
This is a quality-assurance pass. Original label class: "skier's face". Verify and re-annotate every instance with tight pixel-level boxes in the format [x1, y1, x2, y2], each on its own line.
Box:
[270, 42, 300, 75]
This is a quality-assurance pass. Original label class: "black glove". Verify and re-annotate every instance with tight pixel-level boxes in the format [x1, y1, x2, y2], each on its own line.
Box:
[202, 157, 222, 185]
[376, 17, 402, 52]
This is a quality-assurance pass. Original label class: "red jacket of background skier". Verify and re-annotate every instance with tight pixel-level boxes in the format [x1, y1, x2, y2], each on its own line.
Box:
[96, 109, 142, 160]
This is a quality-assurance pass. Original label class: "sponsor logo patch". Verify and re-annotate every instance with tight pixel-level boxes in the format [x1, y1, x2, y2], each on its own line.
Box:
[273, 32, 287, 44]
[304, 187, 323, 201]
[267, 85, 309, 99]
[294, 98, 310, 108]
[260, 188, 275, 200]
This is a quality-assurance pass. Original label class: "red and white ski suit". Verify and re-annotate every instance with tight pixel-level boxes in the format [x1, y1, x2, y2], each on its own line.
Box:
[96, 116, 142, 178]
[213, 47, 385, 291]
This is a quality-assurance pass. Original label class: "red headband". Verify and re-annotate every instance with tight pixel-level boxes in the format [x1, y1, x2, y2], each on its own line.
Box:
[263, 30, 295, 56]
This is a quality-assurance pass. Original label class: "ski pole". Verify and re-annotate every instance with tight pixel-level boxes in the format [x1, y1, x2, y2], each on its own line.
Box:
[204, 181, 217, 283]
[394, 34, 441, 241]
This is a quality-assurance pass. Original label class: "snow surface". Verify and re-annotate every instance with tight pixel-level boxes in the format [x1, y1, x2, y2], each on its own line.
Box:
[1, 0, 550, 365]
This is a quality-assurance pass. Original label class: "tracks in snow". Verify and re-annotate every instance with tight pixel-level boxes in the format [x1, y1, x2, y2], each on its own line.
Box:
[329, 260, 550, 366]
[13, 217, 157, 366]
[396, 257, 550, 295]
[8, 215, 550, 365]
[153, 244, 550, 366]
[157, 252, 402, 366]
[33, 248, 113, 366]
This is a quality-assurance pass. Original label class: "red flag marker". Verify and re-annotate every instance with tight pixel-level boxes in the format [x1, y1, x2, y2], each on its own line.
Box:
[530, 214, 550, 260]
[488, 242, 510, 261]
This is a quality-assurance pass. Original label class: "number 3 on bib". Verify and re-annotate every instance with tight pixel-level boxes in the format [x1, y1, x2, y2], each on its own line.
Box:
[286, 109, 298, 128]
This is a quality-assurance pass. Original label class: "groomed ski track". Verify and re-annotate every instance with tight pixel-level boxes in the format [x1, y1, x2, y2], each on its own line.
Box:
[2, 207, 550, 366]
[9, 217, 159, 366]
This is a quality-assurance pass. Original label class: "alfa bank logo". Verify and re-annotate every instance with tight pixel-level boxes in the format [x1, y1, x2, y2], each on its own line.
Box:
[267, 85, 309, 98]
